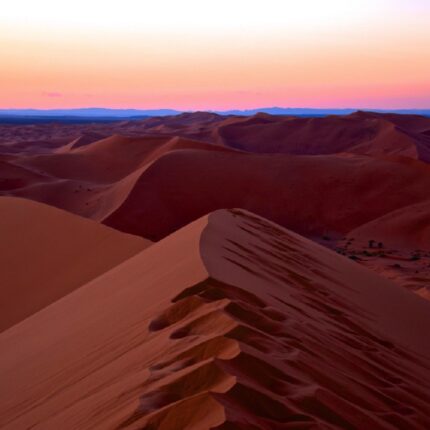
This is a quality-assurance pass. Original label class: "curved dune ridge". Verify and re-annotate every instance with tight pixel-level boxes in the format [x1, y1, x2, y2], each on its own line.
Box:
[0, 196, 150, 332]
[8, 134, 239, 221]
[104, 149, 430, 241]
[1, 210, 429, 429]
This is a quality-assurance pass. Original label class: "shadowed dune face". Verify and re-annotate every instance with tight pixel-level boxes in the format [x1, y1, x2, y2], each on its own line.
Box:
[1, 210, 429, 429]
[104, 149, 430, 241]
[0, 197, 150, 332]
[4, 134, 238, 221]
[348, 199, 430, 251]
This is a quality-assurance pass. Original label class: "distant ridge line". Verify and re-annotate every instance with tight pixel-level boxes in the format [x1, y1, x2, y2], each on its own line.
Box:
[0, 107, 429, 118]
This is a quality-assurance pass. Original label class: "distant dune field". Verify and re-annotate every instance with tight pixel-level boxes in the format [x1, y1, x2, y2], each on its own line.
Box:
[1, 112, 430, 429]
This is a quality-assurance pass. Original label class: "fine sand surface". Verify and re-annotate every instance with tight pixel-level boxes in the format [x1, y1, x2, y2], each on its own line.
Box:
[0, 197, 150, 332]
[0, 210, 430, 429]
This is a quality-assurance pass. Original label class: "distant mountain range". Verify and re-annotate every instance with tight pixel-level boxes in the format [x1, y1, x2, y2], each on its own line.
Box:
[0, 107, 429, 119]
[0, 108, 180, 118]
[220, 107, 430, 116]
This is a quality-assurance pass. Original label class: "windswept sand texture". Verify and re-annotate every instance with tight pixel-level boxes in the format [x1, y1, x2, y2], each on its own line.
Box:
[0, 197, 150, 332]
[1, 210, 430, 429]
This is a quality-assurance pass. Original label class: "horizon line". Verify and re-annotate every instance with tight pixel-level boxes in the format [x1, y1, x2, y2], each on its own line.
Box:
[1, 106, 430, 112]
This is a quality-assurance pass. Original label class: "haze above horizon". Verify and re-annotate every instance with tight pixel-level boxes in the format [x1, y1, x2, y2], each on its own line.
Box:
[1, 0, 429, 109]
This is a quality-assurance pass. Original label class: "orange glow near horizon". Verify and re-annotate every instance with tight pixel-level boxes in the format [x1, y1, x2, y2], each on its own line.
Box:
[1, 0, 429, 109]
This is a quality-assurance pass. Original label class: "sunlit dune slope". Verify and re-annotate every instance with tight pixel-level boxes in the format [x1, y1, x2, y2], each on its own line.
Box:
[1, 209, 429, 429]
[9, 135, 237, 221]
[0, 196, 150, 332]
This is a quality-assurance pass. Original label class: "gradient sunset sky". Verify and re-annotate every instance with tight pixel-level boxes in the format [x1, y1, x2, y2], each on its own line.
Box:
[1, 0, 429, 110]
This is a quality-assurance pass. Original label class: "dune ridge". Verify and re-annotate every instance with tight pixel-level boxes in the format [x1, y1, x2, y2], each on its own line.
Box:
[104, 149, 430, 241]
[1, 209, 429, 429]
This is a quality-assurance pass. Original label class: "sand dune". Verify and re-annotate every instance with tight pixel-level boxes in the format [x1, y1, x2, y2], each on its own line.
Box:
[14, 135, 174, 182]
[8, 135, 238, 220]
[129, 111, 430, 160]
[348, 199, 430, 251]
[2, 111, 429, 158]
[1, 209, 429, 429]
[0, 197, 150, 332]
[2, 113, 429, 243]
[8, 140, 430, 245]
[55, 131, 106, 153]
[0, 157, 53, 191]
[213, 111, 430, 159]
[105, 149, 430, 240]
[340, 200, 430, 299]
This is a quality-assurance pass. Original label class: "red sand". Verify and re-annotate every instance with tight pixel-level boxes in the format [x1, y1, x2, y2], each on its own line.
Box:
[331, 199, 430, 300]
[1, 111, 430, 299]
[348, 199, 430, 251]
[0, 197, 150, 332]
[0, 210, 429, 429]
[1, 112, 430, 428]
[2, 112, 429, 243]
[213, 111, 430, 161]
[104, 150, 430, 241]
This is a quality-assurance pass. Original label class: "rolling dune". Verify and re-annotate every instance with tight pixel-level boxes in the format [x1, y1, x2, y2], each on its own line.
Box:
[1, 210, 429, 429]
[348, 199, 430, 251]
[1, 111, 429, 300]
[104, 150, 430, 240]
[342, 200, 430, 299]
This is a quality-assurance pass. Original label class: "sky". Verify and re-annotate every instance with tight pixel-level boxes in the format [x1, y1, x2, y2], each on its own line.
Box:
[1, 0, 429, 110]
